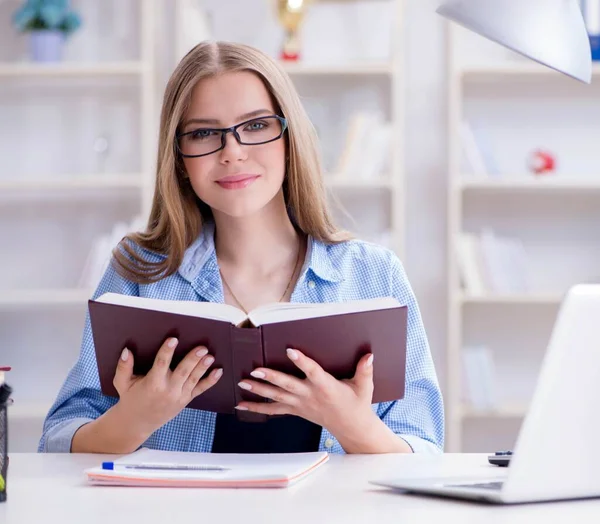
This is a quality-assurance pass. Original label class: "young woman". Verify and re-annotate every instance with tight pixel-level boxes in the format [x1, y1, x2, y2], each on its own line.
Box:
[39, 41, 444, 455]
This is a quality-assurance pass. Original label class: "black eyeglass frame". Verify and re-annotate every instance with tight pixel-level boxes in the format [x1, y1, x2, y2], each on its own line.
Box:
[175, 115, 288, 158]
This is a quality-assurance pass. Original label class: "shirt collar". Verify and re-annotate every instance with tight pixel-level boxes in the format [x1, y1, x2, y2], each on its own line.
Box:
[177, 220, 344, 284]
[305, 236, 344, 283]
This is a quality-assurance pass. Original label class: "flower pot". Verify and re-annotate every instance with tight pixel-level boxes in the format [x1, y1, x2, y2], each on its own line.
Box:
[29, 30, 65, 63]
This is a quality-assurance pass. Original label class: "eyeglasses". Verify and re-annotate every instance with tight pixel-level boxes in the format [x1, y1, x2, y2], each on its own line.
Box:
[176, 115, 288, 158]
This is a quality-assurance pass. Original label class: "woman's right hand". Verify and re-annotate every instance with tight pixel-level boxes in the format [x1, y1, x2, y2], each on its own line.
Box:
[112, 337, 222, 437]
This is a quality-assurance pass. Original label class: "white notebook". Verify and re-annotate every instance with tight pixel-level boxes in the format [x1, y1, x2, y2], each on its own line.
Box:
[85, 448, 329, 488]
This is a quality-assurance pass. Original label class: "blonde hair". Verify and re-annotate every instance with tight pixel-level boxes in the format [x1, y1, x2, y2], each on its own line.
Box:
[113, 41, 351, 284]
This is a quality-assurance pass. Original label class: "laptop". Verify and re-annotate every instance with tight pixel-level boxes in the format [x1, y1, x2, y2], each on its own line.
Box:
[370, 283, 600, 504]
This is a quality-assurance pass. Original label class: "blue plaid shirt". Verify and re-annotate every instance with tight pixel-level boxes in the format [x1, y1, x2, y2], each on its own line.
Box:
[38, 222, 444, 454]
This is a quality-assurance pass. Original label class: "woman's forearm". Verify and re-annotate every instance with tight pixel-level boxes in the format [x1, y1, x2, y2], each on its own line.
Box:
[332, 411, 413, 454]
[71, 402, 151, 454]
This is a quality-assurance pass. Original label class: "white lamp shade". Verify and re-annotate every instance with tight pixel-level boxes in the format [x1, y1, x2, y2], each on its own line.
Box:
[436, 0, 592, 83]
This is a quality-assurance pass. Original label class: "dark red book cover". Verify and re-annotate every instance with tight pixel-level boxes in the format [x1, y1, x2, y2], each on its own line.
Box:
[88, 298, 407, 422]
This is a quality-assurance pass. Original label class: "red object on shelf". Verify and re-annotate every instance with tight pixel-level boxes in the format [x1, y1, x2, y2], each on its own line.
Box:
[527, 149, 556, 175]
[280, 50, 300, 61]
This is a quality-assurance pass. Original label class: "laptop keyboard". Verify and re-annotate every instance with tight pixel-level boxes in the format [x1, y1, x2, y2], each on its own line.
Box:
[446, 481, 504, 490]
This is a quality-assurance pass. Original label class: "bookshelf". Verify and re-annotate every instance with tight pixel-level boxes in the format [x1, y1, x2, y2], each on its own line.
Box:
[1, 0, 157, 452]
[279, 0, 405, 256]
[445, 21, 600, 452]
[2, 0, 405, 452]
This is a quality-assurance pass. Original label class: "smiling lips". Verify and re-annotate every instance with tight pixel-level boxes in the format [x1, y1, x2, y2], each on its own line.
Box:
[215, 173, 260, 190]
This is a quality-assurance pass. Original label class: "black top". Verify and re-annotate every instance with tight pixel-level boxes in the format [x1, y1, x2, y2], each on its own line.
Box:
[212, 412, 323, 453]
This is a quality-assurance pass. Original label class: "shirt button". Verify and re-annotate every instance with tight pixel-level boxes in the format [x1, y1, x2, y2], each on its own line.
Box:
[308, 280, 316, 289]
[324, 438, 334, 449]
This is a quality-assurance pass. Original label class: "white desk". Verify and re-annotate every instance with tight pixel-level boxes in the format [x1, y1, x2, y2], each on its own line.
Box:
[1, 453, 599, 523]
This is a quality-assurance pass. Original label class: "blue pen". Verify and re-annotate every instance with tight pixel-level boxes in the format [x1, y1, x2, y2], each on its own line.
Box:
[101, 461, 229, 471]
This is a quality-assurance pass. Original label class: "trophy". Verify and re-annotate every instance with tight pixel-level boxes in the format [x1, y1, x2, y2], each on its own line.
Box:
[276, 0, 312, 61]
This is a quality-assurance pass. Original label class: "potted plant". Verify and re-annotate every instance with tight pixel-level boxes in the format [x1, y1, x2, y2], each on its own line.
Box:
[12, 0, 82, 63]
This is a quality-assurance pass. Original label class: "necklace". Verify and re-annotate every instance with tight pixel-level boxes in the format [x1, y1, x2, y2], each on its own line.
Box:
[219, 238, 303, 314]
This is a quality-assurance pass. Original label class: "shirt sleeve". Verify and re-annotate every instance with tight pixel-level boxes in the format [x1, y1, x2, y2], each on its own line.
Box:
[38, 255, 139, 453]
[376, 253, 445, 454]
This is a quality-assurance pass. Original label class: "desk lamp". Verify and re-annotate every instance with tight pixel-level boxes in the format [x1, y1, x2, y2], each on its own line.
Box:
[436, 0, 593, 83]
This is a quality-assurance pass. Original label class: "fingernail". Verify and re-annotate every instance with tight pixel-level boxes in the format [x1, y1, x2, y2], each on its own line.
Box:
[204, 356, 215, 366]
[213, 368, 223, 379]
[196, 348, 208, 358]
[235, 405, 248, 411]
[367, 354, 374, 368]
[121, 348, 129, 361]
[286, 348, 299, 361]
[250, 370, 266, 379]
[168, 338, 178, 349]
[238, 381, 252, 391]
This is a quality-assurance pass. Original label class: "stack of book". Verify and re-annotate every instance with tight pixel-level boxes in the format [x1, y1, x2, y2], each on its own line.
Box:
[333, 110, 393, 183]
[456, 229, 530, 296]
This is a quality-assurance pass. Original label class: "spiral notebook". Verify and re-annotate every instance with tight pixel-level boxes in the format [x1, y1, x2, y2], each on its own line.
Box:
[85, 448, 329, 488]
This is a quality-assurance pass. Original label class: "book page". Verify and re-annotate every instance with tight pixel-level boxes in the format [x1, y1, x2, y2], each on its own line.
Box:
[248, 296, 402, 326]
[95, 292, 247, 326]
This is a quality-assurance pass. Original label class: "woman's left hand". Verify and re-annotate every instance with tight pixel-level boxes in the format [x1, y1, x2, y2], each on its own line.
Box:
[235, 348, 377, 436]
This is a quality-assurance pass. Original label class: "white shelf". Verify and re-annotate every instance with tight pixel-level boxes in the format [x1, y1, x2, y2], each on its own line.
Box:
[281, 61, 393, 76]
[7, 402, 52, 421]
[0, 289, 92, 307]
[0, 1, 157, 454]
[459, 404, 528, 419]
[459, 293, 563, 305]
[461, 62, 600, 79]
[444, 23, 593, 452]
[460, 177, 600, 193]
[326, 177, 393, 189]
[0, 61, 145, 77]
[0, 174, 144, 191]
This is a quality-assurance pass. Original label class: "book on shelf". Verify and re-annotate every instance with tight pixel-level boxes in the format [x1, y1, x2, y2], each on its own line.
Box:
[583, 0, 600, 61]
[460, 119, 500, 178]
[334, 110, 392, 182]
[79, 216, 145, 292]
[455, 229, 530, 296]
[88, 293, 408, 422]
[455, 233, 487, 296]
[85, 447, 329, 488]
[461, 346, 496, 411]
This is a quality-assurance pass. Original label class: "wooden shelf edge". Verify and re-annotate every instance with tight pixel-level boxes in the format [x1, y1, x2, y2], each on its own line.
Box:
[459, 404, 528, 419]
[458, 293, 563, 305]
[0, 174, 144, 191]
[0, 289, 92, 307]
[280, 62, 393, 75]
[326, 177, 393, 189]
[7, 402, 52, 420]
[459, 177, 600, 192]
[0, 61, 145, 77]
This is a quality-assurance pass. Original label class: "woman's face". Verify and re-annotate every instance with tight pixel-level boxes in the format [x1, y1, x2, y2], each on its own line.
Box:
[179, 71, 287, 219]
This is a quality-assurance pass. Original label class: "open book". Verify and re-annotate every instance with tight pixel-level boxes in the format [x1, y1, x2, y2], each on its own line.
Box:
[85, 447, 329, 488]
[94, 292, 402, 327]
[89, 293, 408, 421]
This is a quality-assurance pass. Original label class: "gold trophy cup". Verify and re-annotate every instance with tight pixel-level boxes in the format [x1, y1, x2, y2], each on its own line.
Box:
[276, 0, 312, 61]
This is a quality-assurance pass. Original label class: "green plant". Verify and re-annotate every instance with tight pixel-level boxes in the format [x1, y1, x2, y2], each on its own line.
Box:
[12, 0, 81, 36]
